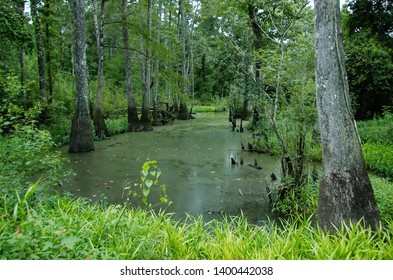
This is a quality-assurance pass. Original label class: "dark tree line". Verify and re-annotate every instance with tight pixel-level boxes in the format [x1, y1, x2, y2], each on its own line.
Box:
[343, 0, 393, 119]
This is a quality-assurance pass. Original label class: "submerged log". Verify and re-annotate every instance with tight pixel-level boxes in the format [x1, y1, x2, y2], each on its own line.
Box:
[248, 159, 262, 170]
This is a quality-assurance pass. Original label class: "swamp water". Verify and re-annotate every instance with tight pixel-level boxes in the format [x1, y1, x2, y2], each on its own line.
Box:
[61, 113, 281, 224]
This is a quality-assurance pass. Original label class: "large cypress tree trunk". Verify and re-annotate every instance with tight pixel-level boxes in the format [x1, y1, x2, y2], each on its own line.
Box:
[69, 0, 95, 153]
[122, 0, 141, 132]
[314, 0, 379, 231]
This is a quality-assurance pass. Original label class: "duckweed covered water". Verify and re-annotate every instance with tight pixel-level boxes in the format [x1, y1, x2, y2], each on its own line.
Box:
[61, 113, 281, 224]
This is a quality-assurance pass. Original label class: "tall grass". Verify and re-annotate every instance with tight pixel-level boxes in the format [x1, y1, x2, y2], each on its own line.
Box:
[1, 193, 392, 260]
[363, 143, 393, 178]
[357, 113, 393, 146]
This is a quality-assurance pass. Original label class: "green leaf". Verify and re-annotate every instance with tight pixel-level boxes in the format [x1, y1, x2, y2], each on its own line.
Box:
[43, 241, 54, 250]
[142, 188, 150, 198]
[145, 179, 153, 188]
[61, 236, 81, 250]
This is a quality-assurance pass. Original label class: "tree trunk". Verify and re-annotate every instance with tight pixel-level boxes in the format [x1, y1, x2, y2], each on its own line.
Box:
[242, 51, 251, 121]
[17, 0, 25, 101]
[178, 0, 189, 120]
[248, 3, 263, 91]
[178, 99, 189, 120]
[122, 0, 141, 132]
[31, 0, 47, 121]
[69, 0, 95, 153]
[44, 1, 53, 104]
[314, 0, 379, 231]
[92, 0, 108, 138]
[153, 0, 163, 126]
[140, 0, 153, 130]
[180, 0, 188, 96]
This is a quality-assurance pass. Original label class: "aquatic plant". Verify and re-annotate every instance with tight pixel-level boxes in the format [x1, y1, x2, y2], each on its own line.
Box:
[124, 160, 171, 208]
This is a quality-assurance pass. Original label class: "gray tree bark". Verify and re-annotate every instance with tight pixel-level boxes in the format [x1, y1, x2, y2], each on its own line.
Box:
[153, 0, 163, 127]
[140, 0, 153, 130]
[31, 0, 47, 105]
[178, 0, 189, 120]
[314, 0, 379, 231]
[92, 0, 108, 138]
[122, 0, 141, 132]
[44, 1, 53, 104]
[69, 0, 95, 153]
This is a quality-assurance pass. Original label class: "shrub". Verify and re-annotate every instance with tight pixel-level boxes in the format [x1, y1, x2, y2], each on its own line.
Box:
[370, 176, 393, 224]
[357, 113, 393, 146]
[272, 179, 319, 217]
[0, 77, 66, 206]
[106, 117, 128, 135]
[363, 143, 393, 177]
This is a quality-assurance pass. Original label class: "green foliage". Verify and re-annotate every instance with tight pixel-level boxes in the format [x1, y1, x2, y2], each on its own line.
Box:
[343, 0, 393, 120]
[192, 105, 222, 113]
[345, 0, 393, 44]
[1, 195, 393, 259]
[363, 143, 393, 178]
[106, 117, 128, 135]
[89, 80, 128, 119]
[13, 179, 40, 222]
[357, 112, 393, 145]
[345, 33, 393, 119]
[272, 179, 319, 217]
[124, 160, 171, 208]
[370, 176, 393, 224]
[0, 75, 66, 206]
[0, 74, 37, 132]
[0, 0, 32, 50]
[354, 113, 393, 177]
[0, 123, 65, 202]
[192, 98, 228, 113]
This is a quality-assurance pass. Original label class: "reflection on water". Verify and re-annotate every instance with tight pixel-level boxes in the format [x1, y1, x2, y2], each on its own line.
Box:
[60, 113, 281, 224]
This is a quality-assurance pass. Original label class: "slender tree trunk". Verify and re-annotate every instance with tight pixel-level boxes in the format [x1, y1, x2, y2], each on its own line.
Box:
[139, 0, 146, 109]
[242, 50, 251, 120]
[248, 3, 263, 92]
[44, 1, 53, 104]
[19, 50, 25, 101]
[69, 0, 95, 153]
[92, 0, 108, 138]
[178, 0, 189, 120]
[31, 0, 47, 117]
[17, 0, 25, 101]
[314, 0, 379, 231]
[141, 0, 153, 130]
[153, 0, 162, 126]
[122, 0, 141, 132]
